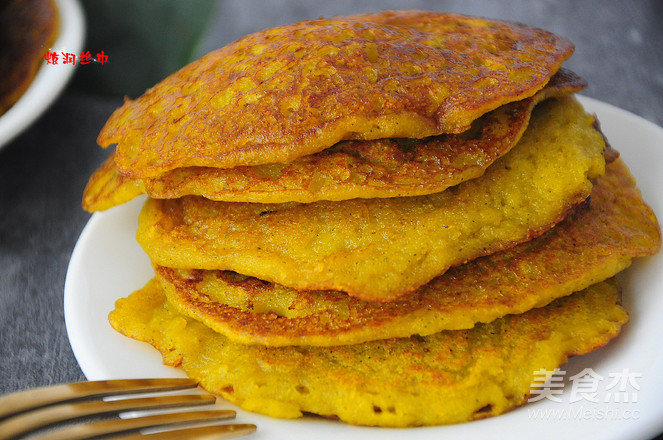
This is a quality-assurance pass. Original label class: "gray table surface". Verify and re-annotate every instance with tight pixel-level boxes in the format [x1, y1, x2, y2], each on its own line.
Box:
[1, 1, 661, 438]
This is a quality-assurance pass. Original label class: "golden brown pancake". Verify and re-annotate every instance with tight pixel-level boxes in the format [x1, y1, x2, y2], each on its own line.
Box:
[154, 158, 661, 346]
[0, 0, 58, 116]
[97, 10, 574, 179]
[136, 96, 607, 301]
[109, 278, 628, 427]
[83, 70, 586, 211]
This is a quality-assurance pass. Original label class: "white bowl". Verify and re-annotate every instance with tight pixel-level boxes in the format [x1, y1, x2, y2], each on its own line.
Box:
[0, 0, 85, 150]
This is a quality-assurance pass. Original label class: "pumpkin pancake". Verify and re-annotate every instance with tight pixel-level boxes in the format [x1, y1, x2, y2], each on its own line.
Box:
[154, 158, 661, 346]
[136, 96, 607, 301]
[0, 0, 59, 116]
[97, 10, 574, 179]
[109, 278, 628, 427]
[83, 70, 586, 211]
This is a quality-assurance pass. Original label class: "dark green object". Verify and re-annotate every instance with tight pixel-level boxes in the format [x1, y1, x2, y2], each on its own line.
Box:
[74, 0, 218, 98]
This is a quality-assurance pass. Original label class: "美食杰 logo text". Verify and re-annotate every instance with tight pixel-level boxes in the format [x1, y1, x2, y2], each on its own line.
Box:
[527, 367, 641, 421]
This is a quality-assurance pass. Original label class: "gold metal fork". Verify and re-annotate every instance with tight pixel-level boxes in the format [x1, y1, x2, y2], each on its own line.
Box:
[0, 378, 256, 440]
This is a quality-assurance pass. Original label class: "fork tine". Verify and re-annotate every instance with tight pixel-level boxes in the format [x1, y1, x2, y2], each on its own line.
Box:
[33, 410, 246, 440]
[0, 378, 199, 420]
[0, 393, 216, 440]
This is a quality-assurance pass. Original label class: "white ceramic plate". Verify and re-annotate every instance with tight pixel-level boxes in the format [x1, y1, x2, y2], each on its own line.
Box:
[0, 0, 85, 150]
[64, 96, 663, 440]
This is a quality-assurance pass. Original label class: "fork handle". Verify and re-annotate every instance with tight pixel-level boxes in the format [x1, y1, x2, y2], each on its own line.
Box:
[0, 393, 216, 439]
[0, 378, 197, 420]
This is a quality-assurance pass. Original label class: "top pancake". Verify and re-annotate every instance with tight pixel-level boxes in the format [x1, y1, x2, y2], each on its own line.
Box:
[98, 10, 574, 179]
[83, 70, 586, 210]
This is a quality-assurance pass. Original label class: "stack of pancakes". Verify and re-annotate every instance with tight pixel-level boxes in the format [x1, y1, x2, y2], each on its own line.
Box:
[83, 11, 661, 427]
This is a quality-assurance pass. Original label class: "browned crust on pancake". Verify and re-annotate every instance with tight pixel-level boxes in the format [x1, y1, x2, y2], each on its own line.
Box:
[82, 70, 587, 211]
[97, 10, 574, 179]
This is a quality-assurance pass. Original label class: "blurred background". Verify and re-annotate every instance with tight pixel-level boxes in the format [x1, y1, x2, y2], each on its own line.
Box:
[1, 1, 662, 438]
[76, 0, 663, 123]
